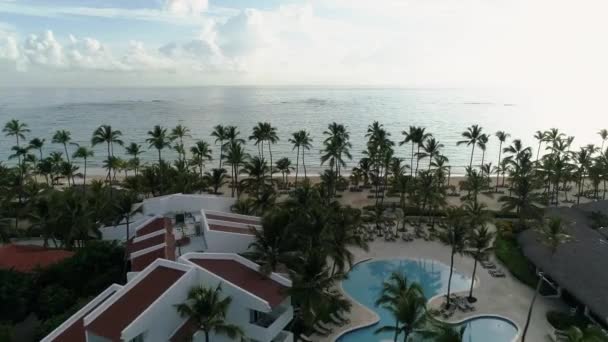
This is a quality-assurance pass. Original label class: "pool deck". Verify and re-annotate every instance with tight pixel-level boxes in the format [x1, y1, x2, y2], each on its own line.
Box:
[319, 238, 566, 342]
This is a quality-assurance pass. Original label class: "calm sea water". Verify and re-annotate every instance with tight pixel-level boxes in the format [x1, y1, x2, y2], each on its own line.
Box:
[0, 87, 601, 175]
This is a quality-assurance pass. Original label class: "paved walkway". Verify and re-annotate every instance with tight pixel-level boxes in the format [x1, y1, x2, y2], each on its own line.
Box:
[316, 239, 566, 342]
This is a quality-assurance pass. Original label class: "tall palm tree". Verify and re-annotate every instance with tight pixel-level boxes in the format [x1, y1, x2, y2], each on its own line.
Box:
[224, 142, 248, 197]
[599, 129, 608, 153]
[175, 284, 243, 342]
[190, 140, 213, 178]
[72, 146, 93, 191]
[464, 208, 493, 301]
[534, 130, 546, 161]
[170, 124, 190, 161]
[4, 119, 29, 168]
[438, 206, 468, 308]
[494, 131, 510, 191]
[113, 191, 140, 273]
[521, 217, 572, 342]
[289, 130, 313, 185]
[204, 168, 228, 194]
[400, 126, 431, 176]
[324, 205, 368, 274]
[28, 138, 45, 161]
[146, 125, 171, 194]
[419, 138, 444, 171]
[249, 123, 265, 158]
[211, 125, 227, 168]
[125, 142, 143, 176]
[574, 147, 592, 204]
[457, 124, 484, 169]
[243, 209, 294, 274]
[375, 272, 427, 342]
[52, 130, 73, 163]
[91, 125, 123, 181]
[322, 123, 352, 177]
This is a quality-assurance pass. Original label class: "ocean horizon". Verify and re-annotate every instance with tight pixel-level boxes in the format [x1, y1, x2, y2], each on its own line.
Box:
[0, 86, 601, 176]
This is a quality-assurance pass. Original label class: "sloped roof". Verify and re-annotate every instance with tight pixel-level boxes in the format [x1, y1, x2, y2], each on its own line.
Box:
[518, 202, 608, 323]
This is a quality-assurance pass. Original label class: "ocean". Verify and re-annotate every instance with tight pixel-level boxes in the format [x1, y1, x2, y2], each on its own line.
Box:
[0, 87, 602, 176]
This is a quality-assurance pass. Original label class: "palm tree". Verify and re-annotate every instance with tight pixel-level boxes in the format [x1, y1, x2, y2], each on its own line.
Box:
[211, 125, 227, 168]
[146, 125, 171, 194]
[289, 130, 313, 184]
[224, 142, 248, 197]
[170, 124, 190, 161]
[190, 140, 213, 178]
[420, 322, 465, 342]
[125, 142, 143, 176]
[599, 129, 608, 153]
[204, 168, 228, 194]
[52, 130, 72, 163]
[113, 191, 140, 273]
[534, 130, 546, 161]
[438, 206, 468, 308]
[91, 125, 123, 181]
[495, 131, 510, 191]
[175, 284, 243, 342]
[418, 138, 444, 171]
[457, 124, 484, 169]
[375, 272, 427, 342]
[4, 119, 29, 169]
[72, 146, 94, 191]
[275, 157, 293, 186]
[28, 138, 45, 161]
[400, 126, 431, 176]
[249, 123, 265, 158]
[464, 210, 494, 301]
[322, 123, 352, 178]
[574, 147, 592, 204]
[243, 209, 294, 274]
[521, 216, 572, 342]
[324, 205, 368, 274]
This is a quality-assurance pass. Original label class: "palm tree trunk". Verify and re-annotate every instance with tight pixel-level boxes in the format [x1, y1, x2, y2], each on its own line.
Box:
[205, 331, 210, 342]
[410, 143, 415, 177]
[393, 320, 399, 342]
[522, 275, 543, 342]
[302, 149, 307, 179]
[123, 217, 130, 275]
[231, 165, 235, 197]
[496, 142, 503, 191]
[268, 141, 273, 182]
[158, 149, 163, 195]
[446, 248, 455, 308]
[415, 145, 422, 176]
[295, 146, 300, 186]
[83, 157, 87, 195]
[536, 141, 542, 161]
[469, 144, 476, 169]
[219, 140, 224, 169]
[106, 142, 112, 182]
[468, 254, 478, 300]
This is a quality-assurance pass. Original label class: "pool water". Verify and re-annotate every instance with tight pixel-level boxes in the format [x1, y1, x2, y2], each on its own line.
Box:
[338, 258, 518, 342]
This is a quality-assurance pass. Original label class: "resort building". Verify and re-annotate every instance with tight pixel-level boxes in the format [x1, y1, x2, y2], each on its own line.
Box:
[519, 200, 608, 326]
[41, 253, 294, 342]
[98, 194, 261, 274]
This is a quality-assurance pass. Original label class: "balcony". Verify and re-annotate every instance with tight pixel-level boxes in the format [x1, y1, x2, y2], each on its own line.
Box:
[247, 305, 294, 342]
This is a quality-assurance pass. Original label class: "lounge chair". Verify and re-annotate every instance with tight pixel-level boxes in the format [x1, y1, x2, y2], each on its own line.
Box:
[329, 313, 345, 325]
[312, 323, 330, 336]
[299, 333, 314, 342]
[490, 269, 506, 278]
[318, 321, 334, 332]
[336, 311, 351, 324]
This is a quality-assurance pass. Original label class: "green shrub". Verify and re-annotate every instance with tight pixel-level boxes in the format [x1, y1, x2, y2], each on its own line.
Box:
[0, 269, 34, 323]
[546, 310, 590, 330]
[35, 299, 89, 341]
[494, 233, 537, 288]
[36, 285, 76, 320]
[0, 322, 14, 342]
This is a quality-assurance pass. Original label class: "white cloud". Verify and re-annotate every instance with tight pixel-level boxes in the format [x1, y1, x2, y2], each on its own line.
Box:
[23, 30, 65, 67]
[164, 0, 208, 15]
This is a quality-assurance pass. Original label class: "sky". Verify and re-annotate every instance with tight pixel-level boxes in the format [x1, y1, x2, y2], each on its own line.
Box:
[0, 0, 607, 89]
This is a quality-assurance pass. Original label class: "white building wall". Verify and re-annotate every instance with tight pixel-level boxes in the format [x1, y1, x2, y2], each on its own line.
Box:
[142, 194, 235, 216]
[121, 268, 198, 342]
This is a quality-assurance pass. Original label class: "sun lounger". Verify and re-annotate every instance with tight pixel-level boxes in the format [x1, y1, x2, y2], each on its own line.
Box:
[300, 334, 314, 342]
[336, 311, 351, 324]
[318, 321, 333, 332]
[312, 323, 330, 335]
[328, 314, 343, 325]
[489, 269, 506, 277]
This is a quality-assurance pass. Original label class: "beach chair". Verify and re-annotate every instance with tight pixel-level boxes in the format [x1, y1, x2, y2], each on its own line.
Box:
[312, 323, 330, 335]
[336, 311, 351, 324]
[299, 334, 314, 342]
[329, 313, 344, 325]
[318, 321, 333, 332]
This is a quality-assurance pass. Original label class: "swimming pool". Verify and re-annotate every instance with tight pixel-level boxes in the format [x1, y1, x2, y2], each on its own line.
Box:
[337, 258, 518, 342]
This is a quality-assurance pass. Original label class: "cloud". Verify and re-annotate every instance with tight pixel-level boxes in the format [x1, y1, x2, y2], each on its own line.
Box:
[164, 0, 208, 15]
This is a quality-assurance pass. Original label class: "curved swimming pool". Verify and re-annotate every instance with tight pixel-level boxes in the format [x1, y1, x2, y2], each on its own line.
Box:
[337, 258, 518, 342]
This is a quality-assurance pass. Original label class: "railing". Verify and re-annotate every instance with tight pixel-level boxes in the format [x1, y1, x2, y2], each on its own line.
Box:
[247, 305, 294, 342]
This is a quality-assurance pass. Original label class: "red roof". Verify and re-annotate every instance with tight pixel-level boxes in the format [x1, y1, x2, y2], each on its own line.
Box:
[190, 259, 288, 308]
[87, 266, 185, 341]
[208, 223, 254, 235]
[128, 233, 165, 254]
[136, 217, 169, 236]
[50, 288, 118, 342]
[205, 213, 260, 226]
[131, 248, 165, 272]
[169, 318, 198, 342]
[0, 244, 74, 273]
